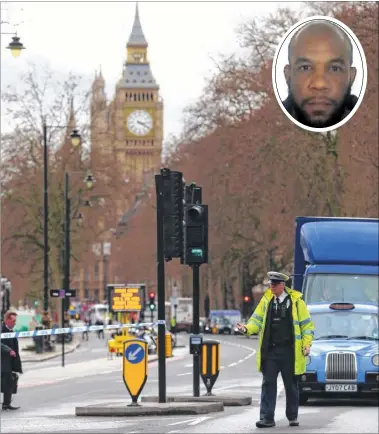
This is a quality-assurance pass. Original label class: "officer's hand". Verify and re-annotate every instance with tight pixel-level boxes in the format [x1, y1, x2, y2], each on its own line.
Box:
[9, 349, 16, 357]
[236, 323, 247, 334]
[303, 346, 311, 356]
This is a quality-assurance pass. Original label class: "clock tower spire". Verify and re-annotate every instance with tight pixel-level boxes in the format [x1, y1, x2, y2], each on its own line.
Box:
[114, 2, 163, 185]
[126, 3, 148, 64]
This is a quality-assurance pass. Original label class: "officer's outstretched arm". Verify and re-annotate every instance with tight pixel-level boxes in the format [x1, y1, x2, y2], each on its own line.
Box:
[245, 300, 265, 336]
[298, 299, 314, 348]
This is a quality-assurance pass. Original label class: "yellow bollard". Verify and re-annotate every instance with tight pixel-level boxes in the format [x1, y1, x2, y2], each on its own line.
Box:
[201, 340, 221, 395]
[165, 333, 173, 357]
[156, 333, 173, 358]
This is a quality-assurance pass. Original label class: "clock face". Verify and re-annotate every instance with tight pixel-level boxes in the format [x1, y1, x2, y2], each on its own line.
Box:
[127, 110, 153, 136]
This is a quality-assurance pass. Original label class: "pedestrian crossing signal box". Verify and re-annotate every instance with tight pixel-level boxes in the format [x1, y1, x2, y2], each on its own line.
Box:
[201, 340, 221, 396]
[123, 338, 148, 406]
[189, 334, 203, 355]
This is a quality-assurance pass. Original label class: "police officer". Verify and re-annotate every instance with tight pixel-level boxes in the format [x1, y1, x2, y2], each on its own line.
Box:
[237, 272, 314, 428]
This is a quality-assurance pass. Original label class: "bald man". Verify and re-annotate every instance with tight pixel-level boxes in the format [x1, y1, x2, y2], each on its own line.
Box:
[282, 20, 358, 128]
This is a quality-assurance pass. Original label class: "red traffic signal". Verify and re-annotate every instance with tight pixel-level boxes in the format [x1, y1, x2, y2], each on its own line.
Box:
[149, 291, 155, 299]
[243, 296, 250, 303]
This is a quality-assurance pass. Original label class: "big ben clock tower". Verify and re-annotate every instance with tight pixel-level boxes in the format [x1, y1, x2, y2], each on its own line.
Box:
[114, 3, 163, 184]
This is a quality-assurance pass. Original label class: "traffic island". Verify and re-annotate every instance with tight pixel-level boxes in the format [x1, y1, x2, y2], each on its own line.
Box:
[142, 394, 254, 407]
[75, 401, 224, 417]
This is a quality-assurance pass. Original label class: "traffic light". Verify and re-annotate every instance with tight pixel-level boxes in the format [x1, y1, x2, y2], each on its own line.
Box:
[162, 169, 185, 261]
[183, 203, 208, 265]
[243, 295, 251, 318]
[148, 291, 156, 311]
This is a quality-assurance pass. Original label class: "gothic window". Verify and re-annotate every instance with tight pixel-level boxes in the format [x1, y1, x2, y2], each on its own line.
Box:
[130, 93, 132, 100]
[133, 79, 137, 83]
[94, 288, 99, 302]
[84, 288, 89, 300]
[134, 94, 137, 101]
[151, 92, 154, 100]
[137, 71, 140, 75]
[144, 71, 148, 75]
[151, 140, 154, 145]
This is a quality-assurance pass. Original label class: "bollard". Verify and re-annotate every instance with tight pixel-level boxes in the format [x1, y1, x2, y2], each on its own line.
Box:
[201, 340, 220, 396]
[156, 333, 173, 358]
[123, 338, 148, 406]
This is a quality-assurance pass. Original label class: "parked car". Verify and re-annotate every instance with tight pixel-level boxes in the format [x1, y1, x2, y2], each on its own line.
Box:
[299, 302, 379, 404]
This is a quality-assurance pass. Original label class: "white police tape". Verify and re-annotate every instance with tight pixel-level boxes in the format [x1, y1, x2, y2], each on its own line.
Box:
[0, 321, 166, 339]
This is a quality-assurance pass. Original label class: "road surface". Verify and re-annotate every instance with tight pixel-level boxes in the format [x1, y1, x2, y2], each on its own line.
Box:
[2, 334, 378, 433]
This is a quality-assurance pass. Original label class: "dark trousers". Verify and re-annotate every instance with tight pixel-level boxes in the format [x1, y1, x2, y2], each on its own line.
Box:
[260, 345, 299, 422]
[1, 372, 13, 406]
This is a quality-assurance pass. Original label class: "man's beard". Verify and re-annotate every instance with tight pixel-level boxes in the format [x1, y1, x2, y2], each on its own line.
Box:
[287, 84, 353, 128]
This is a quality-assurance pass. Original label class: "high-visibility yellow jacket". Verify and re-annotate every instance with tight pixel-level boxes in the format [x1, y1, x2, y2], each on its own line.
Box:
[245, 288, 314, 375]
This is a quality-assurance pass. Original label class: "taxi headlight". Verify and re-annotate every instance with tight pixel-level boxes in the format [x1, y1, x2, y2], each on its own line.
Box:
[306, 356, 311, 366]
[372, 354, 379, 366]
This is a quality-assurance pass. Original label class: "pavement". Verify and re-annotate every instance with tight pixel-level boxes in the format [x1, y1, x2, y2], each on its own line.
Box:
[20, 337, 81, 362]
[2, 334, 378, 433]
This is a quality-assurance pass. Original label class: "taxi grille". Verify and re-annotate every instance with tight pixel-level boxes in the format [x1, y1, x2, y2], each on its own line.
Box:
[325, 352, 357, 381]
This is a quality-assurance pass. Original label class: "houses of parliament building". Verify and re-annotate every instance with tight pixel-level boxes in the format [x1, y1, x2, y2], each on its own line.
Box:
[73, 3, 163, 303]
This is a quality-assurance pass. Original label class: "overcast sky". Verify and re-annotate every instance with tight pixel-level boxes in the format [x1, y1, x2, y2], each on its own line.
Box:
[1, 1, 302, 142]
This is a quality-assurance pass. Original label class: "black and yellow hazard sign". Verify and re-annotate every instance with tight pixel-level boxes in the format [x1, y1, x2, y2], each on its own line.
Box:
[201, 340, 221, 396]
[108, 285, 143, 312]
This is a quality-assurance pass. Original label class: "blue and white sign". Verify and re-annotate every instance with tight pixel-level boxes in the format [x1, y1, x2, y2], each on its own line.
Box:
[124, 343, 145, 364]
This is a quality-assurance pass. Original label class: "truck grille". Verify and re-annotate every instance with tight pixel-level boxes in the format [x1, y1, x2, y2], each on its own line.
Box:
[325, 352, 357, 381]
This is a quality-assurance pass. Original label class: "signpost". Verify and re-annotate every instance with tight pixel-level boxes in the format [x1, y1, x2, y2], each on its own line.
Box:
[50, 288, 76, 367]
[123, 339, 148, 406]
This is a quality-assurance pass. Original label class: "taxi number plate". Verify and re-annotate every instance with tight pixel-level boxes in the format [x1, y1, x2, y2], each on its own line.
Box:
[325, 384, 357, 392]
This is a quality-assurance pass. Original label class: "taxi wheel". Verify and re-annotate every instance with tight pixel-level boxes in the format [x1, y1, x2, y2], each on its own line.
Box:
[299, 394, 308, 405]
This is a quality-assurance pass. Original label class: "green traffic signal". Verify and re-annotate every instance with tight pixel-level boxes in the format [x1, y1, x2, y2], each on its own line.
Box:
[149, 303, 156, 311]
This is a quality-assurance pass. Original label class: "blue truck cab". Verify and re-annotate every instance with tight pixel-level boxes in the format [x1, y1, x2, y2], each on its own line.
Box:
[293, 217, 379, 305]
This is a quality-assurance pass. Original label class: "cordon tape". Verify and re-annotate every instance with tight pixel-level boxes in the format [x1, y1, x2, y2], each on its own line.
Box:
[0, 321, 165, 339]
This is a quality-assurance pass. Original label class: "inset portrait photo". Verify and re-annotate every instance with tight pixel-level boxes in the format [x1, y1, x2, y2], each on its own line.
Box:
[272, 16, 367, 133]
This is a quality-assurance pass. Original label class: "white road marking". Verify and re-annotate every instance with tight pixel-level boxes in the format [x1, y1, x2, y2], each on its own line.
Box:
[168, 417, 211, 426]
[177, 372, 192, 376]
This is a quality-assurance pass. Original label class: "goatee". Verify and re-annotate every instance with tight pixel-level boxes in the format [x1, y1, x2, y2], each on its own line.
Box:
[287, 85, 355, 128]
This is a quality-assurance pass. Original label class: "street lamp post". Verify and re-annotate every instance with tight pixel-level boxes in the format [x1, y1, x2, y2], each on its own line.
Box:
[61, 170, 95, 367]
[42, 121, 82, 320]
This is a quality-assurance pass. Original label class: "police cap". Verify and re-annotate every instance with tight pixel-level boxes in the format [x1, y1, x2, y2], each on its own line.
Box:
[267, 271, 290, 284]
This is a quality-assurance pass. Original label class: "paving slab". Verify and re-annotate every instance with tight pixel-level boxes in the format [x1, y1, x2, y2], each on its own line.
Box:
[22, 338, 81, 362]
[75, 401, 224, 417]
[142, 394, 253, 406]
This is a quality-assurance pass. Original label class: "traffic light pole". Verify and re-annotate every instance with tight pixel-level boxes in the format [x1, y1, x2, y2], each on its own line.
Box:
[155, 174, 166, 404]
[192, 264, 200, 397]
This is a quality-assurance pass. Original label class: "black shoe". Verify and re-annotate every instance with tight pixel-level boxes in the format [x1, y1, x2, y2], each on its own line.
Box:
[289, 419, 299, 426]
[256, 419, 276, 428]
[2, 405, 20, 410]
